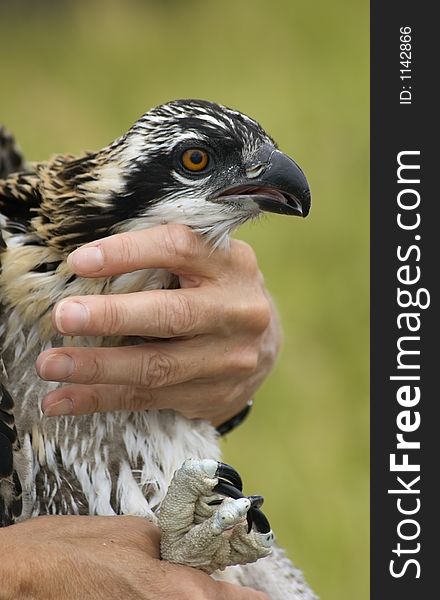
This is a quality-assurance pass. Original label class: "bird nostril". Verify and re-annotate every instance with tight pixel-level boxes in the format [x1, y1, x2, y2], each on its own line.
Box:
[245, 164, 266, 179]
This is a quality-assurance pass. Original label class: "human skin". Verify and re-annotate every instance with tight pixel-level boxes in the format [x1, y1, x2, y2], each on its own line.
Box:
[16, 226, 279, 597]
[35, 224, 282, 427]
[0, 516, 270, 600]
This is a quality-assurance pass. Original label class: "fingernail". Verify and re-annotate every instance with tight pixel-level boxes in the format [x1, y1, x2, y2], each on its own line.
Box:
[39, 354, 75, 381]
[43, 397, 74, 417]
[68, 245, 104, 273]
[54, 300, 89, 333]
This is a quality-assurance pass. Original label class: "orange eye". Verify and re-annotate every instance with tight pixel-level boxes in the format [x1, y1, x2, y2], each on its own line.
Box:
[181, 148, 209, 172]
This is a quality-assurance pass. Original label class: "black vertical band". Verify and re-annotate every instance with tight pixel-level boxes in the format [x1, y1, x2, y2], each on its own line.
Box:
[371, 3, 438, 598]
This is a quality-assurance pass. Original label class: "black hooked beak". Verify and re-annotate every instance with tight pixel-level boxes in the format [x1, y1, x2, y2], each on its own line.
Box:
[212, 144, 311, 217]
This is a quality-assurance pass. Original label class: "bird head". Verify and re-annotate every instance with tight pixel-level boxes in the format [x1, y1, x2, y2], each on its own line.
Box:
[42, 99, 311, 250]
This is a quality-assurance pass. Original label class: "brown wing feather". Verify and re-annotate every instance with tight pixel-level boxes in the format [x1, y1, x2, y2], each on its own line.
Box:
[0, 126, 26, 179]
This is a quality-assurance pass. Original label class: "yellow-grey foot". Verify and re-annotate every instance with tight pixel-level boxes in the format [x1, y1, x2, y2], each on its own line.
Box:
[159, 458, 274, 574]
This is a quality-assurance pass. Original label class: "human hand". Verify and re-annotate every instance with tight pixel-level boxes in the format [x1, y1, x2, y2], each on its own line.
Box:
[36, 224, 281, 426]
[0, 515, 270, 599]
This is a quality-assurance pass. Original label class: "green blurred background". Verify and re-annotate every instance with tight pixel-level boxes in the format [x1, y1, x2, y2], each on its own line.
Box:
[0, 1, 369, 598]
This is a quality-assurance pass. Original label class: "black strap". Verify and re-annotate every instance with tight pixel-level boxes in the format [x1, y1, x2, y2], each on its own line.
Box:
[216, 401, 253, 436]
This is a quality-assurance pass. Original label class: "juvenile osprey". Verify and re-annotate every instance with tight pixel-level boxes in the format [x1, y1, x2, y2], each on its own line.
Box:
[0, 101, 315, 598]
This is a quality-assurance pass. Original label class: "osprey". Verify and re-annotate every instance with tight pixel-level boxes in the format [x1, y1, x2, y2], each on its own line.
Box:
[0, 101, 315, 598]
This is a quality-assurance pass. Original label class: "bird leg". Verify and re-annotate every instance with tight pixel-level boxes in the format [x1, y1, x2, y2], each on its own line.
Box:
[159, 458, 274, 574]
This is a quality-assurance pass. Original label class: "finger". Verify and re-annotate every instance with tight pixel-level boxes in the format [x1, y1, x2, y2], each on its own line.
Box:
[216, 581, 270, 600]
[40, 381, 242, 421]
[40, 383, 173, 416]
[164, 564, 270, 600]
[36, 340, 236, 388]
[52, 288, 228, 337]
[66, 224, 223, 279]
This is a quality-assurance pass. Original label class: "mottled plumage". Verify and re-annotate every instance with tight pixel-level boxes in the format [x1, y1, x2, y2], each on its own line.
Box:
[0, 380, 22, 526]
[0, 100, 315, 598]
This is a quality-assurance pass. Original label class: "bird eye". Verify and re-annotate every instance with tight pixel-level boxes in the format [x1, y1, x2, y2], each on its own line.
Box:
[181, 148, 209, 172]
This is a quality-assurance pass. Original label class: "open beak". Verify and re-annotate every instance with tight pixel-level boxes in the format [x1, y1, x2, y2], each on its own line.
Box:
[212, 144, 311, 217]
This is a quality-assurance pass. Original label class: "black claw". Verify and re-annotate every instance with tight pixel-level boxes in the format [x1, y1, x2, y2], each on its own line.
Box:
[247, 496, 264, 531]
[210, 462, 271, 536]
[249, 507, 271, 534]
[216, 462, 243, 491]
[207, 498, 224, 506]
[213, 481, 245, 500]
[248, 495, 264, 509]
[247, 510, 253, 533]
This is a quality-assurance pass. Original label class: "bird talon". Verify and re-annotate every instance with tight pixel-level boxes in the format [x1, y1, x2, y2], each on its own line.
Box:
[213, 480, 245, 500]
[215, 461, 243, 491]
[249, 494, 264, 509]
[210, 469, 271, 536]
[250, 506, 272, 534]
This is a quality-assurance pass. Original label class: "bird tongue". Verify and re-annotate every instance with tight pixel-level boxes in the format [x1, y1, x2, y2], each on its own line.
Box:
[214, 185, 288, 205]
[211, 183, 304, 216]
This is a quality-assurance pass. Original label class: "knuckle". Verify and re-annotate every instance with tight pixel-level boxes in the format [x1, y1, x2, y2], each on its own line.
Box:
[229, 349, 259, 375]
[232, 296, 271, 335]
[232, 240, 259, 272]
[117, 233, 142, 267]
[101, 297, 126, 335]
[80, 354, 103, 384]
[163, 224, 200, 262]
[250, 296, 272, 333]
[125, 386, 155, 411]
[164, 293, 197, 335]
[136, 352, 177, 388]
[82, 388, 101, 414]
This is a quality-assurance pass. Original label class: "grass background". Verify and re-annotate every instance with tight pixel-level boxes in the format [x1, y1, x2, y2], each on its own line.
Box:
[0, 1, 369, 598]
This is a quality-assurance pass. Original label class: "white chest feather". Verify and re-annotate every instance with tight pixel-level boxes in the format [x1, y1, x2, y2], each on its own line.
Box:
[10, 360, 221, 521]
